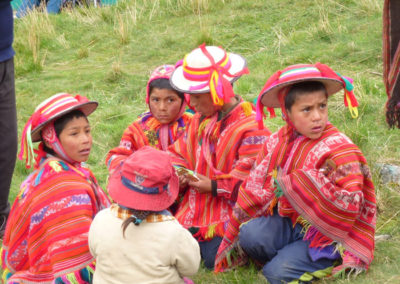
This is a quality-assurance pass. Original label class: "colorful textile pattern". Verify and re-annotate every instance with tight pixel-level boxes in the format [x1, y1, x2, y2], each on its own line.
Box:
[110, 204, 175, 223]
[106, 112, 192, 171]
[168, 99, 270, 240]
[215, 123, 376, 275]
[383, 0, 400, 127]
[1, 157, 111, 283]
[383, 0, 400, 99]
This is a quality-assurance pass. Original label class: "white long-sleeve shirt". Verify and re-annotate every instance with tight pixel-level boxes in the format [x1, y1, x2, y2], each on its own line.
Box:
[89, 207, 201, 284]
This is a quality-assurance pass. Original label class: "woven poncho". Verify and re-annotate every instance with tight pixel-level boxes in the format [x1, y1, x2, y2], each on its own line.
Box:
[168, 99, 270, 240]
[215, 123, 376, 275]
[1, 157, 110, 283]
[106, 111, 192, 171]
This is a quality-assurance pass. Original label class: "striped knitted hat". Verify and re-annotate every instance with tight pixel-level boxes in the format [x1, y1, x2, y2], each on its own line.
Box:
[19, 93, 98, 167]
[170, 44, 249, 106]
[256, 63, 358, 122]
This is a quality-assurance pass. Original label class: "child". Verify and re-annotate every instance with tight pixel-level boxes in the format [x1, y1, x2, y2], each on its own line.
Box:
[1, 93, 111, 283]
[215, 63, 376, 283]
[89, 146, 200, 283]
[106, 65, 192, 172]
[168, 44, 271, 269]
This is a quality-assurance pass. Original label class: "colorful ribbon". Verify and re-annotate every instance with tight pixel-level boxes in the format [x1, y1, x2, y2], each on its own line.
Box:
[182, 43, 249, 106]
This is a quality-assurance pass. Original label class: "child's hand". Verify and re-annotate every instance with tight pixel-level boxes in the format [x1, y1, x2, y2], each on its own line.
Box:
[188, 173, 212, 193]
[179, 175, 189, 189]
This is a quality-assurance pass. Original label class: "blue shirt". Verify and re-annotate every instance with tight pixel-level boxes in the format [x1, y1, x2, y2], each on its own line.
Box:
[0, 0, 15, 62]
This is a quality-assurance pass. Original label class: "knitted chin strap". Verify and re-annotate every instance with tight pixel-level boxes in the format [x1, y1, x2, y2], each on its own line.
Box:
[42, 122, 75, 165]
[182, 43, 249, 106]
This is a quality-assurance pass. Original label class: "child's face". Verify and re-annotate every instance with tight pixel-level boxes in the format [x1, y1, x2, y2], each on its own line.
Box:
[149, 88, 182, 124]
[58, 116, 92, 162]
[287, 90, 328, 139]
[189, 93, 217, 117]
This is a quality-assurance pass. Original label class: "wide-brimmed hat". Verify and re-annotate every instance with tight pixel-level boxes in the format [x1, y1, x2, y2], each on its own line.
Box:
[19, 93, 98, 168]
[259, 64, 344, 108]
[170, 44, 249, 106]
[108, 146, 179, 211]
[30, 93, 98, 142]
[255, 63, 359, 123]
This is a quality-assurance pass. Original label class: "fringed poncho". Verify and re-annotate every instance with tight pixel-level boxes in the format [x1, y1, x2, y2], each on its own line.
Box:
[168, 100, 270, 241]
[1, 157, 111, 283]
[106, 111, 192, 171]
[215, 123, 376, 276]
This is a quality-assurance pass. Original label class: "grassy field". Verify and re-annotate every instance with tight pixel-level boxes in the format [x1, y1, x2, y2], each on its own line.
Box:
[8, 0, 400, 283]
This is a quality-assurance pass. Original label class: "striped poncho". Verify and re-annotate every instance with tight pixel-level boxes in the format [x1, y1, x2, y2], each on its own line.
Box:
[106, 111, 192, 171]
[168, 99, 270, 240]
[215, 123, 376, 275]
[1, 157, 111, 283]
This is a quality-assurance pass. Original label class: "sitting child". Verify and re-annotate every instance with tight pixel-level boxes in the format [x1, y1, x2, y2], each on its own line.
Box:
[89, 146, 200, 284]
[168, 44, 271, 269]
[1, 93, 111, 283]
[106, 65, 192, 172]
[215, 63, 376, 283]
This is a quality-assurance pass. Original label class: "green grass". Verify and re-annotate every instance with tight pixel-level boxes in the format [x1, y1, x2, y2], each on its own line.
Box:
[8, 0, 400, 283]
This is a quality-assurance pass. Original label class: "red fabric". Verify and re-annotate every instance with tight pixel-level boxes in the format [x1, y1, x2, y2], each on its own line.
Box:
[215, 123, 376, 275]
[168, 100, 270, 240]
[106, 112, 192, 172]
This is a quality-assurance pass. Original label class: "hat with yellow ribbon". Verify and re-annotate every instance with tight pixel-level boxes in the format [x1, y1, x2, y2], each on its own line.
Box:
[170, 44, 249, 106]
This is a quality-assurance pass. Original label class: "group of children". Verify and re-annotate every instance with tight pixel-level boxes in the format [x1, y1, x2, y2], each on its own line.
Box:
[0, 44, 376, 284]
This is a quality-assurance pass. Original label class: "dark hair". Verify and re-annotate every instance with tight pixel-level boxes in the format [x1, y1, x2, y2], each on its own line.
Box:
[121, 210, 152, 237]
[149, 78, 185, 101]
[42, 110, 87, 154]
[285, 81, 328, 111]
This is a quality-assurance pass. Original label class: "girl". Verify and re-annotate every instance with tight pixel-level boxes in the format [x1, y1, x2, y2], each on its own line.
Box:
[106, 65, 192, 172]
[215, 63, 376, 283]
[89, 146, 200, 283]
[1, 93, 111, 283]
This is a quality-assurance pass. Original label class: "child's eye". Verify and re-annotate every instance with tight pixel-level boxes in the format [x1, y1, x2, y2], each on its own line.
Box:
[85, 129, 91, 134]
[302, 107, 310, 112]
[168, 98, 176, 103]
[320, 103, 327, 109]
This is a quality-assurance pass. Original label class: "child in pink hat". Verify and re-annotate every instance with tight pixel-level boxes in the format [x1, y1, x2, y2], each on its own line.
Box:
[168, 44, 271, 269]
[89, 146, 200, 284]
[2, 93, 111, 283]
[215, 63, 376, 283]
[106, 65, 192, 172]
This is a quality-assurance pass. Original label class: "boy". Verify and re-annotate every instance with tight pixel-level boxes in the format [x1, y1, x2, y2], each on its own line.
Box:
[168, 44, 270, 269]
[215, 63, 376, 283]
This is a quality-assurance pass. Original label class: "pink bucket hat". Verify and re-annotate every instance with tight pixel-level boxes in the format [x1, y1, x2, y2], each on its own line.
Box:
[108, 146, 179, 211]
[170, 44, 249, 106]
[256, 63, 359, 124]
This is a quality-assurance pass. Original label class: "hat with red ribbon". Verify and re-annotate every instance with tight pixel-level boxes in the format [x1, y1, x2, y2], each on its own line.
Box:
[19, 93, 98, 168]
[170, 44, 249, 106]
[255, 63, 359, 126]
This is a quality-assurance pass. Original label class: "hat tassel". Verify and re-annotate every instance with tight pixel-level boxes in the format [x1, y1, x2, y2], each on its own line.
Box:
[18, 121, 35, 169]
